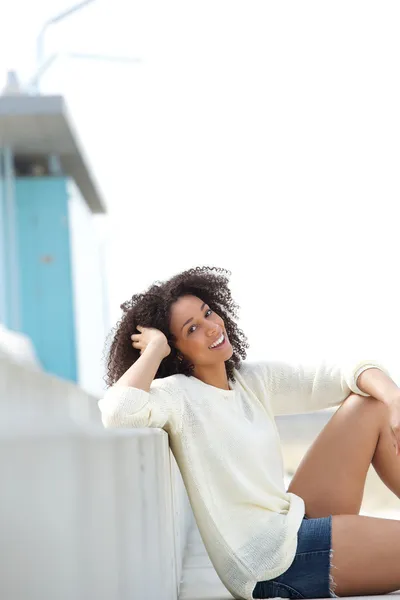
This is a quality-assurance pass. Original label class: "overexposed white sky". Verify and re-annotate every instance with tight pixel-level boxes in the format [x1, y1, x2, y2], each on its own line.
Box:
[1, 1, 400, 378]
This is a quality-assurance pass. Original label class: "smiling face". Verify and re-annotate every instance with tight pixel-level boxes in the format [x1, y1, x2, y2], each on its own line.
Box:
[169, 295, 233, 368]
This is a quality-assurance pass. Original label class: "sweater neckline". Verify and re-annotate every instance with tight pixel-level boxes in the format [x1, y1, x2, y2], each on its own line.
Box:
[190, 373, 237, 396]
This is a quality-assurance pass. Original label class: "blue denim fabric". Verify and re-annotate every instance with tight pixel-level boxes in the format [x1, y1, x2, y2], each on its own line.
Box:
[252, 515, 336, 599]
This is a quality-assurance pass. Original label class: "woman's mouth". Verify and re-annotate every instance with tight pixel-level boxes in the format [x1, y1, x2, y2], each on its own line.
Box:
[208, 333, 227, 350]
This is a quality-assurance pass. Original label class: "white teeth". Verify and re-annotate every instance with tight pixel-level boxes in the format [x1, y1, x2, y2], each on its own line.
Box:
[209, 334, 224, 349]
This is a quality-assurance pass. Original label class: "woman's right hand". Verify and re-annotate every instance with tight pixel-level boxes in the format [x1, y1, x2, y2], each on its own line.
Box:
[131, 325, 171, 359]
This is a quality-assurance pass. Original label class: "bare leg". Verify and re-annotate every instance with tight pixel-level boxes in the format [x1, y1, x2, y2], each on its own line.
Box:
[371, 419, 400, 498]
[288, 393, 398, 516]
[331, 514, 400, 596]
[286, 393, 400, 595]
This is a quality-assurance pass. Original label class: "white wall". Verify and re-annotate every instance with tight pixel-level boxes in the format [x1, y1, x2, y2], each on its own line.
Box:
[0, 348, 193, 600]
[68, 180, 109, 397]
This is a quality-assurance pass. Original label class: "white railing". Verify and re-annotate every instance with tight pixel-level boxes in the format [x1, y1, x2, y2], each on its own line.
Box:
[0, 343, 192, 600]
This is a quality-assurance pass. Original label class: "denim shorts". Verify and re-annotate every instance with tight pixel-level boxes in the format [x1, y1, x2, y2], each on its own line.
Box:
[252, 515, 338, 599]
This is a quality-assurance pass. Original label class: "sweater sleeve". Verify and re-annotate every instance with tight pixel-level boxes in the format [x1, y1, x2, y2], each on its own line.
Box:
[98, 379, 183, 433]
[252, 358, 392, 416]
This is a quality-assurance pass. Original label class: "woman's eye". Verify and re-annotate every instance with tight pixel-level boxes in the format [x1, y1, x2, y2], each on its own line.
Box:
[188, 309, 213, 334]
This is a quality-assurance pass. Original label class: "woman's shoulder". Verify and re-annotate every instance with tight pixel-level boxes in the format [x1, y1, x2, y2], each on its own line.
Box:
[235, 360, 277, 391]
[151, 372, 194, 394]
[236, 360, 265, 378]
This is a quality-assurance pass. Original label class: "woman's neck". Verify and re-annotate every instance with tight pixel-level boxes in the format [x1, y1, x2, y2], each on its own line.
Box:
[192, 364, 230, 391]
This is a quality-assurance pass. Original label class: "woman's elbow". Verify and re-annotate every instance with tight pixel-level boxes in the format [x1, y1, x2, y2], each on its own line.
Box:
[98, 398, 127, 428]
[100, 411, 120, 428]
[99, 408, 146, 429]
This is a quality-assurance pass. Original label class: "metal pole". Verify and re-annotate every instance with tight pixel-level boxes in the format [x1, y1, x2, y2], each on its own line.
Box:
[0, 147, 7, 326]
[30, 53, 59, 92]
[3, 147, 20, 331]
[35, 0, 96, 89]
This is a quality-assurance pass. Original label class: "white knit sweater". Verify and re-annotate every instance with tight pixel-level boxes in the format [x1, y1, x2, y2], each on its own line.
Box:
[98, 358, 390, 600]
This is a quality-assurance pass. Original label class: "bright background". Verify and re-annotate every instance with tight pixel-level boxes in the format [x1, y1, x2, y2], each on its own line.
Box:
[2, 0, 399, 375]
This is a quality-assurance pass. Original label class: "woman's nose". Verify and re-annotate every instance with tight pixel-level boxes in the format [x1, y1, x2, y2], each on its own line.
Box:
[206, 323, 220, 336]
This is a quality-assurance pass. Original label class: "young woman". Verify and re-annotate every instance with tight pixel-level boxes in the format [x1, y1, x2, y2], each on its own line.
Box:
[99, 266, 400, 600]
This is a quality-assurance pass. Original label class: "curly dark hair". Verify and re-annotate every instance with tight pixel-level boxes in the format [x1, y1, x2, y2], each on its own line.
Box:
[104, 266, 249, 387]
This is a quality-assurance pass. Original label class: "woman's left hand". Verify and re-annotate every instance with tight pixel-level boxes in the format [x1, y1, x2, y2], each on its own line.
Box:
[388, 397, 400, 456]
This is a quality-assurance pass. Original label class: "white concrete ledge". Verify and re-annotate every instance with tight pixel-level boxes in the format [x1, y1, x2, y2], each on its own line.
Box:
[0, 353, 193, 600]
[0, 349, 100, 424]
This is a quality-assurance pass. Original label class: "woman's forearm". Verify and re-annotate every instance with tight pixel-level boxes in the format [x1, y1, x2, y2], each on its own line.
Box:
[114, 343, 167, 392]
[357, 368, 400, 406]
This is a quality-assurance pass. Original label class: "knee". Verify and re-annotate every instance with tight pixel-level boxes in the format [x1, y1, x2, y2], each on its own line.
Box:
[340, 392, 389, 423]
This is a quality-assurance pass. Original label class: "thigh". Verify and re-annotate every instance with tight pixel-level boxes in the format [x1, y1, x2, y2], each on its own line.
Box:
[287, 394, 388, 517]
[331, 514, 400, 596]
